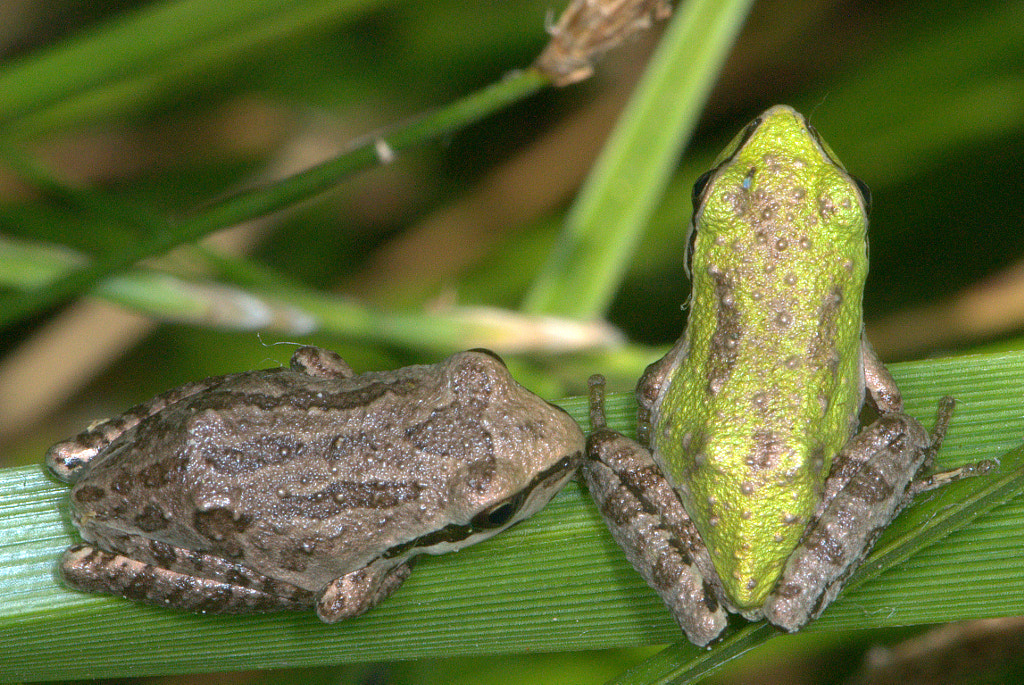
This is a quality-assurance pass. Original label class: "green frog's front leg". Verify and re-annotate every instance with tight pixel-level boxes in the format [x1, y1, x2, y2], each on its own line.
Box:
[763, 399, 996, 631]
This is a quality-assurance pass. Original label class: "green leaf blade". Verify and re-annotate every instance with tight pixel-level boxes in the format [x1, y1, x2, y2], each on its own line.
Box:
[3, 352, 1024, 681]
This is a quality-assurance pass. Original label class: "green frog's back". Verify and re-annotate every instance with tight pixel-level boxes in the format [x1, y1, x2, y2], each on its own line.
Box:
[651, 105, 871, 609]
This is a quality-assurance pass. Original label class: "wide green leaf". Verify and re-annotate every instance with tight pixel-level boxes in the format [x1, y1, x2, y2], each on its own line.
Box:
[2, 351, 1023, 681]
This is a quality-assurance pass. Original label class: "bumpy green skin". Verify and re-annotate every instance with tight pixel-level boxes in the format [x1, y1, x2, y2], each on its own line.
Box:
[653, 106, 869, 609]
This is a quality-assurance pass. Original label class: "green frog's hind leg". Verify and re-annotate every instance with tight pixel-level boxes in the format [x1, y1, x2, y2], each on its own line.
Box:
[816, 336, 913, 511]
[908, 398, 997, 496]
[583, 375, 728, 647]
[763, 400, 993, 632]
[861, 336, 903, 413]
[634, 337, 687, 446]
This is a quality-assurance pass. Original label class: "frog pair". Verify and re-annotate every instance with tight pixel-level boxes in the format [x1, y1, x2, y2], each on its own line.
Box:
[47, 107, 989, 645]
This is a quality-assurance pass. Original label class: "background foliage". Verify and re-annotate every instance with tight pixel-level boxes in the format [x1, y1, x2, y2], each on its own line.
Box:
[1, 0, 1023, 683]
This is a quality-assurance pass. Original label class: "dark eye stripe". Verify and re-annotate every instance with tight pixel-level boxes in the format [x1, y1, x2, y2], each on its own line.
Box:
[380, 452, 581, 560]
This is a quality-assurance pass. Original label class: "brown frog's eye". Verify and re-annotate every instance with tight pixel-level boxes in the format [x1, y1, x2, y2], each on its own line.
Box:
[471, 492, 525, 529]
[467, 348, 506, 366]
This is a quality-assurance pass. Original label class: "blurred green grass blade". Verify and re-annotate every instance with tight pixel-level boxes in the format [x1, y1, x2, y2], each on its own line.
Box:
[199, 246, 619, 353]
[0, 68, 549, 331]
[805, 1, 1024, 185]
[523, 0, 754, 318]
[606, 625, 772, 685]
[0, 236, 618, 354]
[0, 0, 389, 135]
[2, 351, 1024, 681]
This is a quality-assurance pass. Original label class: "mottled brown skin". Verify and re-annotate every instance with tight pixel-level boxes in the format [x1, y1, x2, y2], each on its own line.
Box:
[47, 347, 584, 622]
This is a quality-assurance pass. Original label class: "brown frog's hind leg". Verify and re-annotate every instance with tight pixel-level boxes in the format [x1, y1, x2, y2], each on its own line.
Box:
[81, 527, 318, 606]
[316, 560, 413, 623]
[45, 376, 233, 483]
[60, 544, 314, 614]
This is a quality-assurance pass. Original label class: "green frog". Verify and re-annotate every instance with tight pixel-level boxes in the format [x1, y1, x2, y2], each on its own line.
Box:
[583, 105, 993, 646]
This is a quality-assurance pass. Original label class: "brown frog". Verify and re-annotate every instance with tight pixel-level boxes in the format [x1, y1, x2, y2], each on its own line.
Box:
[46, 346, 584, 622]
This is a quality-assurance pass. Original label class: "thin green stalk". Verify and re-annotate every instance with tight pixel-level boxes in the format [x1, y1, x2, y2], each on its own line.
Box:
[523, 0, 754, 318]
[606, 625, 773, 685]
[0, 237, 619, 354]
[0, 69, 549, 332]
[0, 0, 387, 133]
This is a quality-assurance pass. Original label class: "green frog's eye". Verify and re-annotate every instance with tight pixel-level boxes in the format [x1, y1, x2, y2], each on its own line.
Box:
[852, 176, 872, 215]
[806, 121, 871, 214]
[683, 217, 698, 277]
[691, 169, 714, 210]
